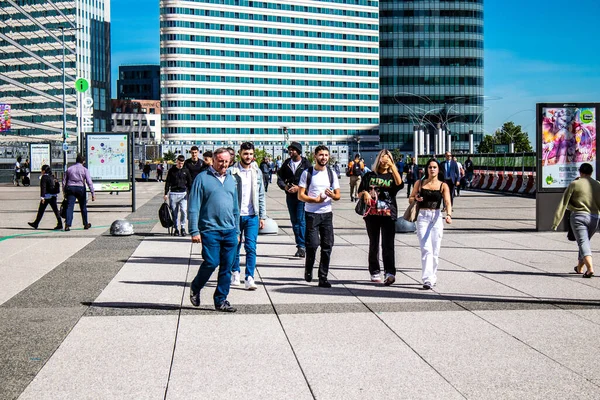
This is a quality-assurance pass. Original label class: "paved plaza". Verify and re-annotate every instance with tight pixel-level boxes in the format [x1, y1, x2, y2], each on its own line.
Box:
[1, 177, 600, 400]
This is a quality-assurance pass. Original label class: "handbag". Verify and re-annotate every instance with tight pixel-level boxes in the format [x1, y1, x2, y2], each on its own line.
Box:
[403, 200, 419, 222]
[567, 221, 576, 242]
[354, 198, 368, 216]
[59, 198, 68, 219]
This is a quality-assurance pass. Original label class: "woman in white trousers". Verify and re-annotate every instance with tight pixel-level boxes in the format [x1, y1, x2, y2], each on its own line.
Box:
[408, 158, 453, 289]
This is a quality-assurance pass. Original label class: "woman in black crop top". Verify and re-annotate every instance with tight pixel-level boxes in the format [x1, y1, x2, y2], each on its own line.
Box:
[408, 158, 452, 289]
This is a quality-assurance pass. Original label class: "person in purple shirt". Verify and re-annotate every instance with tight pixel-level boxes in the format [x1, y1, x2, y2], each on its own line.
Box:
[63, 153, 95, 231]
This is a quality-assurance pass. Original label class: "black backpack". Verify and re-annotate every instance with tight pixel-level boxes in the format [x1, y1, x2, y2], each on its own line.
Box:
[158, 202, 174, 230]
[49, 174, 60, 194]
[305, 166, 334, 191]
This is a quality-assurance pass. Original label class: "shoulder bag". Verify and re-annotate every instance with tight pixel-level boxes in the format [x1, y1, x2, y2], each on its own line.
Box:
[403, 199, 419, 222]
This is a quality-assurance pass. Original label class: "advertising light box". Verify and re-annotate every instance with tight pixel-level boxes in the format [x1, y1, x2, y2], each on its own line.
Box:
[539, 106, 596, 190]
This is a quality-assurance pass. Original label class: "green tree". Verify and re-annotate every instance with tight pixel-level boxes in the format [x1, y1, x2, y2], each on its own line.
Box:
[304, 150, 315, 165]
[253, 148, 271, 165]
[391, 148, 402, 162]
[163, 150, 176, 162]
[477, 121, 533, 153]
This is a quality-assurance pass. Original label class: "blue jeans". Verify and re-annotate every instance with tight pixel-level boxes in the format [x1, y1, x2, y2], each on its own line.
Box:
[191, 228, 238, 306]
[232, 215, 259, 279]
[286, 195, 305, 249]
[65, 185, 88, 227]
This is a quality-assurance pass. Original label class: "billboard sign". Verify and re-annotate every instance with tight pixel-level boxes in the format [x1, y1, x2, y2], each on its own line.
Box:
[0, 104, 10, 133]
[538, 104, 597, 191]
[29, 143, 51, 172]
[85, 133, 130, 182]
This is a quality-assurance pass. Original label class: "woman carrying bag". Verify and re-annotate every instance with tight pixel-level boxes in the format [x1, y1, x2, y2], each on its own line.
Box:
[552, 163, 600, 278]
[28, 165, 62, 230]
[409, 158, 452, 289]
[357, 149, 403, 285]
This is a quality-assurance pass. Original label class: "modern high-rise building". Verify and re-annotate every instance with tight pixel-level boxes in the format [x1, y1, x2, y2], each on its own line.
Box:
[379, 0, 484, 153]
[0, 0, 111, 142]
[159, 0, 379, 156]
[117, 65, 161, 100]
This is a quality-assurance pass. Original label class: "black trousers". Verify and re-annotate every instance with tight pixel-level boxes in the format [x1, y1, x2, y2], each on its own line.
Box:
[33, 196, 61, 226]
[305, 212, 334, 280]
[405, 180, 414, 198]
[365, 216, 396, 275]
[445, 180, 456, 205]
[262, 173, 269, 192]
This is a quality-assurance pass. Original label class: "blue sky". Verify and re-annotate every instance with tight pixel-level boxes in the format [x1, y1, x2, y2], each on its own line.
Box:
[111, 0, 600, 148]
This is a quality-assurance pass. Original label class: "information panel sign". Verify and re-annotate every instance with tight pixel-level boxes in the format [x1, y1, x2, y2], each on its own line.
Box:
[0, 104, 10, 133]
[85, 133, 130, 182]
[29, 143, 51, 172]
[538, 105, 597, 190]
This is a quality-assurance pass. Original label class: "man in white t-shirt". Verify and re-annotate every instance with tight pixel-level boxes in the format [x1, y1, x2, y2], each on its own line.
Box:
[298, 145, 341, 288]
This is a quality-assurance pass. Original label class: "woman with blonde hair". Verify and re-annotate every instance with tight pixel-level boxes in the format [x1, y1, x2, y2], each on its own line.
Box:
[358, 149, 403, 285]
[409, 158, 452, 289]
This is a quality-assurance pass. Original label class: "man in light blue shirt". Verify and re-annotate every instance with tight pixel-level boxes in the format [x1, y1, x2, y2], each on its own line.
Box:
[188, 148, 240, 312]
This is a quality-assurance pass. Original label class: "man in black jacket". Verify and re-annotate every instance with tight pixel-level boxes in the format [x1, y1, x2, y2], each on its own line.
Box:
[164, 155, 192, 236]
[183, 145, 205, 183]
[277, 142, 311, 257]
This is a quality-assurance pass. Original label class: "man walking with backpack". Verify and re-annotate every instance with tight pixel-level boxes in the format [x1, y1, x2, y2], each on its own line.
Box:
[347, 153, 364, 202]
[277, 142, 311, 257]
[164, 155, 192, 236]
[298, 145, 340, 288]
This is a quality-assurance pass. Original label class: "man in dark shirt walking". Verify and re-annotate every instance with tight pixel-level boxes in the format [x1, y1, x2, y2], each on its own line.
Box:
[164, 155, 192, 236]
[183, 145, 205, 183]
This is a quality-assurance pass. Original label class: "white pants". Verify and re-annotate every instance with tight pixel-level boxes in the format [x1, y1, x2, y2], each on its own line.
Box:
[169, 192, 187, 228]
[416, 209, 444, 285]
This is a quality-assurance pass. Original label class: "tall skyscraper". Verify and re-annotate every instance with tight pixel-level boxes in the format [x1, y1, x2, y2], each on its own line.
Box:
[379, 0, 484, 153]
[160, 0, 379, 155]
[0, 0, 111, 141]
[117, 65, 161, 100]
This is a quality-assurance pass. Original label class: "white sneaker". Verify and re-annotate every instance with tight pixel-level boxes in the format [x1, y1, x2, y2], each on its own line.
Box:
[231, 271, 241, 286]
[371, 273, 382, 282]
[245, 276, 258, 291]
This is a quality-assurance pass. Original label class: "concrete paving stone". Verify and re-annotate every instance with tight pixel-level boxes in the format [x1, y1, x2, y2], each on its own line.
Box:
[380, 310, 600, 399]
[18, 316, 177, 400]
[0, 307, 86, 400]
[280, 312, 464, 400]
[0, 237, 93, 305]
[166, 314, 312, 400]
[476, 309, 600, 381]
[258, 267, 362, 304]
[566, 309, 600, 325]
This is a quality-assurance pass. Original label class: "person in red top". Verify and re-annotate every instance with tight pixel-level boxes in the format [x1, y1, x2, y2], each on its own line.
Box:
[358, 149, 403, 285]
[347, 153, 364, 202]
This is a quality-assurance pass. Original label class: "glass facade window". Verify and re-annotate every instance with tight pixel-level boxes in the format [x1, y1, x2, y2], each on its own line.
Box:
[0, 0, 111, 139]
[379, 0, 484, 152]
[159, 0, 379, 148]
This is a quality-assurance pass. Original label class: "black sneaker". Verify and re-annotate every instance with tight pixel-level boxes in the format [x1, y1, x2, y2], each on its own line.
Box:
[215, 300, 237, 313]
[423, 283, 432, 290]
[190, 288, 200, 307]
[28, 222, 38, 229]
[318, 279, 332, 288]
[304, 268, 313, 283]
[173, 229, 180, 236]
[295, 248, 306, 258]
[53, 225, 63, 230]
[180, 228, 186, 237]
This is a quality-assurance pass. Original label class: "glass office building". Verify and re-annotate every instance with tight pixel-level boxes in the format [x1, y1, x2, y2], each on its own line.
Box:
[0, 0, 111, 142]
[160, 0, 379, 152]
[379, 0, 484, 152]
[117, 65, 161, 100]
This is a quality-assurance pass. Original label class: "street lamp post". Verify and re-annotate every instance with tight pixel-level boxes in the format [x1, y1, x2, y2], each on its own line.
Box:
[60, 26, 67, 173]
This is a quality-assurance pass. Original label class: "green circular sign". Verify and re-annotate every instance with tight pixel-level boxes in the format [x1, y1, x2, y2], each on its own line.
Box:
[75, 78, 89, 93]
[581, 109, 594, 123]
